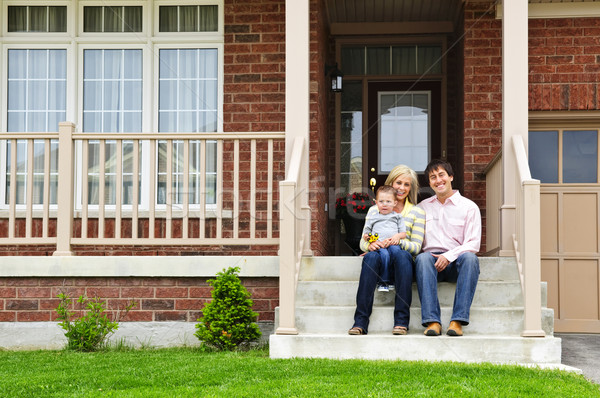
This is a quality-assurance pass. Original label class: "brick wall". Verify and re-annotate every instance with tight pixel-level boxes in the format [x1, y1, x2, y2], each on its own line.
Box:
[463, 1, 503, 254]
[0, 277, 278, 323]
[529, 17, 600, 110]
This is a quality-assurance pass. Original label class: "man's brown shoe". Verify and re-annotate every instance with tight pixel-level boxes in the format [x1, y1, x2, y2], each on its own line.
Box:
[424, 322, 442, 336]
[446, 321, 463, 336]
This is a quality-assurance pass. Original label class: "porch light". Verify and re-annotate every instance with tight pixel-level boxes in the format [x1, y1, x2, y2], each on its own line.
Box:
[325, 63, 343, 92]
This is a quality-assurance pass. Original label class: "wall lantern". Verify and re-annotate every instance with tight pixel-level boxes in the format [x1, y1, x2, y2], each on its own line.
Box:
[325, 63, 343, 92]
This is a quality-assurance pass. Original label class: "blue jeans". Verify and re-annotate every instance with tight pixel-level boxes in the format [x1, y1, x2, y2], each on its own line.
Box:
[352, 245, 413, 333]
[378, 248, 391, 285]
[415, 252, 479, 326]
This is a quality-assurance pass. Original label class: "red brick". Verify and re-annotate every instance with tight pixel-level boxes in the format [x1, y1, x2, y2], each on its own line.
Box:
[6, 299, 38, 310]
[155, 311, 187, 321]
[120, 311, 153, 322]
[17, 312, 50, 321]
[0, 311, 16, 321]
[189, 287, 213, 297]
[175, 299, 205, 310]
[121, 287, 154, 298]
[156, 287, 189, 298]
[86, 287, 120, 298]
[142, 299, 174, 310]
[0, 287, 16, 298]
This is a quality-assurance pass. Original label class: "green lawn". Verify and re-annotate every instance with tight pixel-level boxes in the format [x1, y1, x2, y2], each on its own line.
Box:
[0, 348, 598, 397]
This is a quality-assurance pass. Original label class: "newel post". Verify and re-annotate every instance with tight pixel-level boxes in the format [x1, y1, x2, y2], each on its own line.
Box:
[53, 122, 75, 256]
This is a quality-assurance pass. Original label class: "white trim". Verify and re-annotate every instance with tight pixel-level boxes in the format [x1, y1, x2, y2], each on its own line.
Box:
[77, 1, 148, 37]
[2, 1, 72, 37]
[152, 0, 224, 41]
[496, 2, 600, 19]
[0, 255, 279, 277]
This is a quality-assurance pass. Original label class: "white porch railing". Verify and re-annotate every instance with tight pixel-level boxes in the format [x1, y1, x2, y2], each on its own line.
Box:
[275, 136, 309, 335]
[0, 122, 285, 254]
[512, 135, 545, 337]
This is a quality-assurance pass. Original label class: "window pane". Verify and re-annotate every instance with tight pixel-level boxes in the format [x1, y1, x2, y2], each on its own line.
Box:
[392, 46, 416, 75]
[341, 47, 365, 76]
[180, 6, 198, 32]
[124, 7, 142, 32]
[563, 130, 598, 183]
[199, 5, 218, 32]
[29, 7, 47, 32]
[159, 6, 178, 32]
[84, 7, 102, 32]
[367, 47, 390, 75]
[417, 46, 442, 75]
[529, 131, 558, 183]
[49, 6, 67, 32]
[104, 6, 122, 32]
[8, 7, 27, 32]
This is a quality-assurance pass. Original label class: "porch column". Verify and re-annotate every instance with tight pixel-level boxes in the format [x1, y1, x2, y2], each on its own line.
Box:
[285, 0, 311, 252]
[500, 0, 528, 256]
[53, 122, 75, 256]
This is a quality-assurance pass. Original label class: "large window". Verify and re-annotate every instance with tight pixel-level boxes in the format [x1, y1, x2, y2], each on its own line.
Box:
[2, 1, 223, 209]
[529, 129, 599, 184]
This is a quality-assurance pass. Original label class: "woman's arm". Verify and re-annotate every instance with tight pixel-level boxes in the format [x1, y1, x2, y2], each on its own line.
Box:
[399, 206, 425, 256]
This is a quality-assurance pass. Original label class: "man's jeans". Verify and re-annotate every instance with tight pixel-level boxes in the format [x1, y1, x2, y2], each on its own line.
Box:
[415, 252, 479, 326]
[352, 245, 413, 333]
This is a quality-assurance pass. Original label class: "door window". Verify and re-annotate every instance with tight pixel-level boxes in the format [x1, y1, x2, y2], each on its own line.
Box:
[379, 92, 430, 174]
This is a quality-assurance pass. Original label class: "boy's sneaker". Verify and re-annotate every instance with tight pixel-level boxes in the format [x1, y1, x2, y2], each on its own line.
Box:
[377, 284, 389, 292]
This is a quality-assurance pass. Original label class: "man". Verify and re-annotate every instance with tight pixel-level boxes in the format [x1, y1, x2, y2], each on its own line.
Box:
[415, 159, 481, 337]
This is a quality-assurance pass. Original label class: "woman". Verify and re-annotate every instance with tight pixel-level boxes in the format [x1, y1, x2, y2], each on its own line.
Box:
[348, 165, 426, 335]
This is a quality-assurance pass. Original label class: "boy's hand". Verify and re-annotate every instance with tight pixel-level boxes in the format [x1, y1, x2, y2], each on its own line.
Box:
[388, 233, 405, 245]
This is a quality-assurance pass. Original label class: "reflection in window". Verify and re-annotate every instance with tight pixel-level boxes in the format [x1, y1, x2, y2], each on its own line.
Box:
[563, 130, 598, 183]
[529, 130, 558, 183]
[379, 92, 429, 173]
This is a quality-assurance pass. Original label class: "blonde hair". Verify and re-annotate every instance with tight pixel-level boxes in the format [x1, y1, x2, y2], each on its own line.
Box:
[385, 165, 419, 205]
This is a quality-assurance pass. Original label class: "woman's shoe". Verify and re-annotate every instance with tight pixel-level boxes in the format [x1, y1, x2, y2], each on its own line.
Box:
[348, 326, 366, 335]
[392, 326, 407, 335]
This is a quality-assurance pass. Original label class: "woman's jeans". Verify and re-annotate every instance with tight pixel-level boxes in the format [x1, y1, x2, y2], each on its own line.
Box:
[352, 245, 413, 333]
[415, 252, 480, 326]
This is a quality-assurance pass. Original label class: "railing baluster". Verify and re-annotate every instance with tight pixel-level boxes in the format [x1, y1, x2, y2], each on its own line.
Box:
[26, 139, 34, 238]
[8, 140, 17, 238]
[98, 140, 106, 239]
[199, 140, 206, 239]
[81, 141, 89, 239]
[149, 140, 156, 239]
[216, 140, 223, 238]
[42, 139, 50, 238]
[233, 139, 239, 239]
[183, 139, 189, 239]
[132, 140, 139, 239]
[267, 139, 273, 238]
[166, 140, 173, 239]
[250, 139, 256, 239]
[115, 140, 123, 239]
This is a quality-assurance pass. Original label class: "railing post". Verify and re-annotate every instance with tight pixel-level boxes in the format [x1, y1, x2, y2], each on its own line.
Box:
[521, 179, 545, 337]
[276, 180, 298, 335]
[53, 122, 75, 256]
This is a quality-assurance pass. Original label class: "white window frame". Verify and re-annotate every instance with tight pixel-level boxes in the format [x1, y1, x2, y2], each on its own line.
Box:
[153, 0, 224, 40]
[2, 1, 72, 37]
[78, 1, 148, 37]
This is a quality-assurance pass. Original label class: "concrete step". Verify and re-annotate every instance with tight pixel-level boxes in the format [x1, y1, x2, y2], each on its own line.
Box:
[299, 256, 519, 282]
[284, 306, 555, 336]
[296, 280, 535, 308]
[269, 334, 562, 364]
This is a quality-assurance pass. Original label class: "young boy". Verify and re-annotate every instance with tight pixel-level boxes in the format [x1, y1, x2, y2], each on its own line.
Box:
[361, 185, 407, 292]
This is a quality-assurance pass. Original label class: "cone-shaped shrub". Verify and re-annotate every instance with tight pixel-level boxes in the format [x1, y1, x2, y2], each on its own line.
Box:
[195, 266, 261, 350]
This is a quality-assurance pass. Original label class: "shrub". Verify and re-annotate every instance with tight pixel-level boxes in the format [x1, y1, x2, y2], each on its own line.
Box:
[195, 266, 262, 351]
[55, 294, 135, 352]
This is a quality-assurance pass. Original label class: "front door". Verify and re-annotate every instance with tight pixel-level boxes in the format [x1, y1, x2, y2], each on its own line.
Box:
[366, 81, 441, 199]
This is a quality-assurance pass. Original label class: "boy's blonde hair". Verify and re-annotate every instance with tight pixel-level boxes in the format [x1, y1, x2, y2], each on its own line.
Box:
[376, 185, 397, 200]
[384, 165, 419, 205]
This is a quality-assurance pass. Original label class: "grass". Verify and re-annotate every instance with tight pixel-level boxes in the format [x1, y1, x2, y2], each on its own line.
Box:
[0, 347, 598, 397]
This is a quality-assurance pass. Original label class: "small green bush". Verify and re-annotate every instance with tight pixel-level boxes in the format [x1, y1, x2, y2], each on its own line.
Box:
[195, 266, 262, 351]
[55, 294, 135, 352]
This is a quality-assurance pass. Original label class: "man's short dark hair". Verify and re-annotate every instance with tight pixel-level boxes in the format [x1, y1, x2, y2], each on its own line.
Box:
[425, 159, 454, 177]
